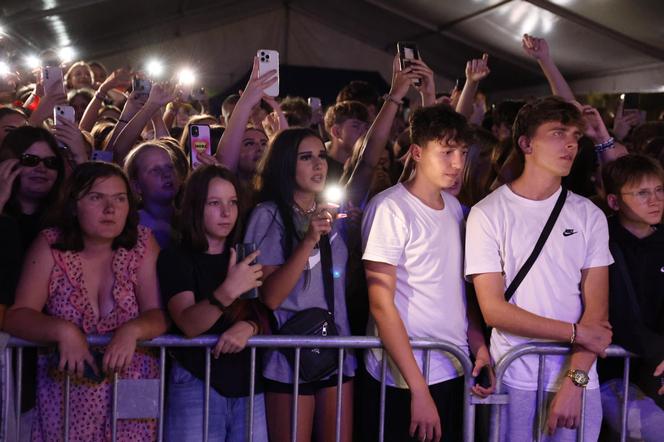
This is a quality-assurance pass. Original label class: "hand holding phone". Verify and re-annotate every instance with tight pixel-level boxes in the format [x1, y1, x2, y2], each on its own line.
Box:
[397, 42, 422, 87]
[54, 105, 75, 125]
[42, 66, 66, 99]
[257, 49, 280, 97]
[189, 124, 212, 168]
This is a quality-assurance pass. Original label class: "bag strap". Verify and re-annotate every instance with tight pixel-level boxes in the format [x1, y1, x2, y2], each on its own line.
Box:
[504, 187, 567, 302]
[609, 240, 642, 318]
[319, 235, 335, 316]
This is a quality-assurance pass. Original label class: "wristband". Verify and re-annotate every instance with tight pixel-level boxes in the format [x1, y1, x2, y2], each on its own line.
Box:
[208, 293, 227, 311]
[570, 323, 577, 345]
[383, 94, 404, 106]
[594, 137, 615, 154]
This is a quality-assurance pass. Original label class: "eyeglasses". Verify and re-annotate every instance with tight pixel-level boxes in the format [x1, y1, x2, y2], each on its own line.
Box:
[19, 153, 60, 170]
[621, 187, 664, 204]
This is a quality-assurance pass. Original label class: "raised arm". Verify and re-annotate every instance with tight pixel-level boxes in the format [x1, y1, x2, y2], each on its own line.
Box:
[456, 53, 490, 119]
[215, 57, 277, 171]
[344, 56, 418, 205]
[28, 75, 67, 127]
[109, 83, 174, 164]
[522, 34, 575, 102]
[79, 68, 131, 132]
[577, 103, 628, 165]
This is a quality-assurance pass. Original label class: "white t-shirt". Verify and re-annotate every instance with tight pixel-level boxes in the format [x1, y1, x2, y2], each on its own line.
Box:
[362, 183, 469, 388]
[465, 185, 613, 391]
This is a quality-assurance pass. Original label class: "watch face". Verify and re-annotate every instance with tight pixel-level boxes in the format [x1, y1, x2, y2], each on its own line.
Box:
[571, 370, 589, 385]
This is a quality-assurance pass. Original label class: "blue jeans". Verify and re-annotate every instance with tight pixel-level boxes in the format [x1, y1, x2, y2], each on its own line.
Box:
[165, 362, 268, 442]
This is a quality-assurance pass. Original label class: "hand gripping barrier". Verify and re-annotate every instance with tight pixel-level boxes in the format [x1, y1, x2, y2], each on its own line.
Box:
[487, 343, 635, 442]
[0, 333, 477, 442]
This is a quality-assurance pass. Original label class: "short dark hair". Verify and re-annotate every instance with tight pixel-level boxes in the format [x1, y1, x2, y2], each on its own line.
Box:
[280, 97, 312, 127]
[493, 100, 525, 128]
[0, 106, 28, 122]
[336, 81, 379, 108]
[409, 103, 471, 147]
[179, 164, 243, 253]
[324, 101, 369, 132]
[602, 154, 664, 197]
[512, 96, 584, 163]
[51, 162, 139, 251]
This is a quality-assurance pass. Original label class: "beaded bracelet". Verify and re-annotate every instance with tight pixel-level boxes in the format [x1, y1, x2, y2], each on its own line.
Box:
[594, 137, 615, 154]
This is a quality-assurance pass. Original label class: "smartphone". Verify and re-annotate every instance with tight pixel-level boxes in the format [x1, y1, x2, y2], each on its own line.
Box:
[132, 77, 152, 96]
[54, 105, 75, 125]
[237, 243, 259, 300]
[397, 41, 422, 86]
[308, 97, 322, 112]
[622, 92, 639, 110]
[257, 49, 280, 97]
[189, 124, 212, 168]
[474, 365, 491, 389]
[91, 150, 114, 162]
[42, 66, 65, 95]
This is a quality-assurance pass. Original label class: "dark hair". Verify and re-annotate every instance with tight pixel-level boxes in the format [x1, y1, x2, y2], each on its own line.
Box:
[493, 100, 525, 129]
[51, 162, 139, 251]
[179, 164, 243, 253]
[324, 101, 369, 132]
[602, 154, 664, 197]
[409, 103, 472, 147]
[280, 96, 312, 127]
[67, 88, 94, 103]
[336, 81, 379, 108]
[0, 126, 66, 216]
[255, 127, 321, 258]
[0, 106, 28, 122]
[512, 96, 584, 164]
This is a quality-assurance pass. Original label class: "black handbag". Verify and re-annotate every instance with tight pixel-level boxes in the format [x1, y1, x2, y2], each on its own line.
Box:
[278, 235, 340, 382]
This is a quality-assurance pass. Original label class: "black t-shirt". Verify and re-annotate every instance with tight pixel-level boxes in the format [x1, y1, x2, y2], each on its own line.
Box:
[157, 246, 263, 397]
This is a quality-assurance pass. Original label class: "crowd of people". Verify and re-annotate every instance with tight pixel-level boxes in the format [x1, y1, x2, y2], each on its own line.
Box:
[0, 32, 663, 442]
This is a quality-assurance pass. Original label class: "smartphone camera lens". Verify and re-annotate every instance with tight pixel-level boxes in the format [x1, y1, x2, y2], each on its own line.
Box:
[260, 51, 265, 56]
[192, 126, 199, 136]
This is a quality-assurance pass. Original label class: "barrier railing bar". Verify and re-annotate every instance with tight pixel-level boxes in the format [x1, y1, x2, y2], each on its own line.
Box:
[620, 357, 630, 442]
[3, 348, 10, 441]
[291, 347, 301, 442]
[335, 347, 344, 442]
[248, 346, 256, 442]
[535, 354, 545, 442]
[15, 348, 22, 440]
[203, 348, 211, 442]
[63, 374, 70, 441]
[378, 352, 387, 442]
[577, 387, 586, 442]
[490, 343, 636, 442]
[158, 347, 165, 442]
[111, 372, 118, 442]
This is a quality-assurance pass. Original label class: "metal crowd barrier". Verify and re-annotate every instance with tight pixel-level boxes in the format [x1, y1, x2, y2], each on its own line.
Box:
[0, 334, 476, 442]
[487, 343, 634, 442]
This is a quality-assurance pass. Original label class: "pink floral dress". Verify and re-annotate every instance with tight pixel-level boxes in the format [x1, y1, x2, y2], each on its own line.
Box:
[32, 226, 158, 442]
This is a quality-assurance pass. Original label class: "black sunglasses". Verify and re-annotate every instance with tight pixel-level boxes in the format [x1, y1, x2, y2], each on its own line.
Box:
[19, 153, 60, 170]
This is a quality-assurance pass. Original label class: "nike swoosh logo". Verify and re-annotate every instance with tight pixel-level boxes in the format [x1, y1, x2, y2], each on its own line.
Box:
[563, 229, 577, 237]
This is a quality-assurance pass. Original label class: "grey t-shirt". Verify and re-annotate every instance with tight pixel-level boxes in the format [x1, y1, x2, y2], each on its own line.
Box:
[244, 202, 357, 383]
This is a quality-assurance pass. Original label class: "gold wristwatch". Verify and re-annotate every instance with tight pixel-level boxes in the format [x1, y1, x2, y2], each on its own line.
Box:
[566, 369, 589, 388]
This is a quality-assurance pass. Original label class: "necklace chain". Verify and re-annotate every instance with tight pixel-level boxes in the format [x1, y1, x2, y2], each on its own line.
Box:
[292, 201, 317, 215]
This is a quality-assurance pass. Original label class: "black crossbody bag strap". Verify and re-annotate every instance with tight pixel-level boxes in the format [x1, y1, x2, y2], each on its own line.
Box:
[504, 187, 568, 302]
[609, 241, 642, 318]
[319, 235, 335, 316]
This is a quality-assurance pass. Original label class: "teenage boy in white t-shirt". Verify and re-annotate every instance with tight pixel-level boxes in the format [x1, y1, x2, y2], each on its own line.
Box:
[465, 96, 613, 441]
[361, 104, 492, 442]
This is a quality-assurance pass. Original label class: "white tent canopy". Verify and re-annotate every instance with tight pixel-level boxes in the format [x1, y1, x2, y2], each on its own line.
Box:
[2, 0, 663, 97]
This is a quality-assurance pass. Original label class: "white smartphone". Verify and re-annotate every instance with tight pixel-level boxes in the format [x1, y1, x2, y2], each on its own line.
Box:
[42, 66, 65, 96]
[54, 105, 75, 125]
[308, 97, 321, 112]
[257, 49, 279, 97]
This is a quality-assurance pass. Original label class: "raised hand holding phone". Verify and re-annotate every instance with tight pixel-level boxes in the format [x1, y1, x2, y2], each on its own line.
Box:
[257, 49, 280, 97]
